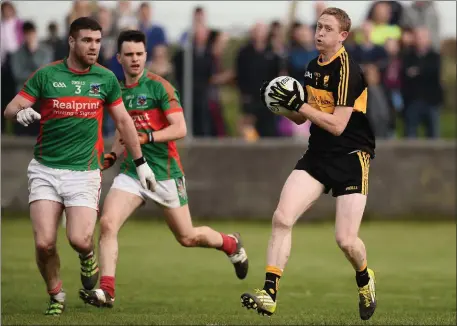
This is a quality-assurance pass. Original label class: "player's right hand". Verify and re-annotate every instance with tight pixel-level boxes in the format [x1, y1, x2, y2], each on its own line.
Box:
[103, 152, 117, 171]
[260, 81, 269, 108]
[134, 157, 157, 192]
[16, 107, 41, 127]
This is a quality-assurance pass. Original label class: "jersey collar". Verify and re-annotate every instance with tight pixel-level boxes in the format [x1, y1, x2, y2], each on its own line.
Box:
[123, 70, 147, 89]
[63, 57, 91, 74]
[317, 46, 346, 66]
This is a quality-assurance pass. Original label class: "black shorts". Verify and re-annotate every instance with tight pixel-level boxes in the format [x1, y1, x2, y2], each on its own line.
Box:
[294, 151, 371, 197]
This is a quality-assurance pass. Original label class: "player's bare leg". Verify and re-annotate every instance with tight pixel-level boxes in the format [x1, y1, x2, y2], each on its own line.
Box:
[241, 170, 324, 316]
[30, 200, 66, 315]
[335, 194, 376, 320]
[164, 204, 248, 279]
[65, 206, 99, 291]
[79, 189, 143, 308]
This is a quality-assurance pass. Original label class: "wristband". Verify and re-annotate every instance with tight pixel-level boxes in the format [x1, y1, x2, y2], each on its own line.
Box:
[14, 107, 25, 118]
[134, 156, 146, 167]
[147, 132, 155, 143]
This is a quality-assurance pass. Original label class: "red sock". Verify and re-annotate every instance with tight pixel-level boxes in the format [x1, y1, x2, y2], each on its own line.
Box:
[218, 233, 237, 255]
[48, 280, 62, 296]
[100, 276, 115, 298]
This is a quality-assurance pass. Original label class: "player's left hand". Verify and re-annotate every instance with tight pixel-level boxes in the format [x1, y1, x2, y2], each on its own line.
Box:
[16, 107, 41, 127]
[268, 81, 305, 112]
[120, 132, 153, 145]
[134, 157, 157, 192]
[102, 152, 117, 171]
[137, 132, 153, 145]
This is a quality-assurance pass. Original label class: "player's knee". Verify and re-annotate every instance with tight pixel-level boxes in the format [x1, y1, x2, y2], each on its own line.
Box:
[35, 239, 57, 256]
[68, 233, 93, 252]
[99, 215, 119, 237]
[272, 209, 294, 230]
[335, 234, 356, 252]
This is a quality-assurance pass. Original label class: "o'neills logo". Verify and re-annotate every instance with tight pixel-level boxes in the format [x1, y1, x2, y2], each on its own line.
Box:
[52, 99, 100, 111]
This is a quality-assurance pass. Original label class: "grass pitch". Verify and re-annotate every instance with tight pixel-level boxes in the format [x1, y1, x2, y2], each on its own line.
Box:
[1, 217, 456, 325]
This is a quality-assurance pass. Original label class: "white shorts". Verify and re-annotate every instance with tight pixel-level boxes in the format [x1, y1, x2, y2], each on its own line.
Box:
[27, 159, 102, 210]
[111, 173, 188, 209]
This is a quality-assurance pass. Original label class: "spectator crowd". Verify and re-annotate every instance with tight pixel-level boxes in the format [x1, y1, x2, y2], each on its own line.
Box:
[1, 0, 448, 140]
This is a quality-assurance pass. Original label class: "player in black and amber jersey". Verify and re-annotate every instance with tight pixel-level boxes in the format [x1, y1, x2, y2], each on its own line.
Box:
[241, 7, 377, 320]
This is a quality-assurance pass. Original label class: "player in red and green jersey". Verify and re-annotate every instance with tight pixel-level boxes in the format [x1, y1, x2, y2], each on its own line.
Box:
[4, 18, 156, 316]
[79, 30, 249, 309]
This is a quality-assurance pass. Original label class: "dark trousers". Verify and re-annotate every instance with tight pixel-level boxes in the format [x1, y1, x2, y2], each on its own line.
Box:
[403, 100, 440, 139]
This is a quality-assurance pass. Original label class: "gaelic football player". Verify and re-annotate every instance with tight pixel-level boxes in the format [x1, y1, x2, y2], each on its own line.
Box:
[3, 17, 156, 315]
[240, 8, 377, 320]
[78, 30, 248, 308]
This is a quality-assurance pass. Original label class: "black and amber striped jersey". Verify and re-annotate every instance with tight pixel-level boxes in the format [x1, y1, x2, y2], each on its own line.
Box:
[303, 46, 375, 157]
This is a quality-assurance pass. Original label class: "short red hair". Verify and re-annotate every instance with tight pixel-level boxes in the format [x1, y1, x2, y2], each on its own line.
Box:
[320, 7, 352, 32]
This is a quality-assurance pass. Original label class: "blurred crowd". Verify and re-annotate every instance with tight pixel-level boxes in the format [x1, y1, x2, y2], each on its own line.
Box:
[0, 0, 449, 140]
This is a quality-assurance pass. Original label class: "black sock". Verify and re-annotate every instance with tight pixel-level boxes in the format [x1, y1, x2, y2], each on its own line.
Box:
[356, 267, 370, 287]
[263, 272, 280, 301]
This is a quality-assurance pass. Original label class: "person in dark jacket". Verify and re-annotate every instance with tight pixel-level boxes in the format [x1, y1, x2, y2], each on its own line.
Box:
[401, 27, 443, 138]
[236, 22, 281, 138]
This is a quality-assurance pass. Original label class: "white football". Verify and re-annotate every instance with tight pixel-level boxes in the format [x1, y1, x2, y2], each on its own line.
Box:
[263, 76, 305, 115]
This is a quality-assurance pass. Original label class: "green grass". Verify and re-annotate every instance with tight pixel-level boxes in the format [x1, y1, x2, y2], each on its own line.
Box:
[2, 218, 456, 325]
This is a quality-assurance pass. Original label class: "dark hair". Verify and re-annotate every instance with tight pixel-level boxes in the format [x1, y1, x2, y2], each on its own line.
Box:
[1, 1, 15, 17]
[69, 17, 102, 38]
[48, 21, 58, 33]
[194, 6, 204, 14]
[117, 30, 146, 53]
[139, 2, 149, 10]
[22, 21, 36, 34]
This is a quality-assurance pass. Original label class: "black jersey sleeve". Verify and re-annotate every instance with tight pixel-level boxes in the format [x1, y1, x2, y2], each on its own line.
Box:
[331, 53, 364, 107]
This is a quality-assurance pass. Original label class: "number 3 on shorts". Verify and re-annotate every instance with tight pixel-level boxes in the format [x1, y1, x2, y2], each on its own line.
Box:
[174, 176, 188, 206]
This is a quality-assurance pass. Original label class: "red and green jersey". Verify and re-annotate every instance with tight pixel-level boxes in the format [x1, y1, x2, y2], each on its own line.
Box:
[120, 71, 184, 181]
[19, 58, 122, 171]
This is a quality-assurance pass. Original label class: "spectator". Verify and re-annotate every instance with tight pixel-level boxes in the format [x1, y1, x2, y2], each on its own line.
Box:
[1, 1, 23, 64]
[138, 2, 167, 62]
[114, 0, 138, 32]
[351, 21, 387, 67]
[311, 1, 327, 31]
[286, 22, 318, 85]
[401, 1, 440, 51]
[148, 44, 173, 81]
[180, 6, 206, 47]
[11, 21, 52, 136]
[1, 1, 22, 133]
[207, 30, 233, 137]
[66, 0, 93, 34]
[236, 22, 281, 139]
[401, 27, 443, 139]
[44, 22, 67, 61]
[173, 24, 213, 137]
[366, 1, 405, 26]
[365, 64, 396, 138]
[96, 6, 117, 66]
[11, 21, 53, 92]
[358, 1, 401, 46]
[399, 27, 416, 55]
[380, 38, 403, 113]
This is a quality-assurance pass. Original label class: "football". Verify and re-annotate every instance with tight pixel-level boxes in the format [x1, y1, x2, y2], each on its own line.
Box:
[263, 76, 305, 115]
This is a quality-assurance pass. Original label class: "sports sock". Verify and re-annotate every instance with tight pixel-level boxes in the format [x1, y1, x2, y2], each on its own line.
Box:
[48, 280, 62, 296]
[217, 233, 237, 256]
[263, 266, 282, 301]
[100, 276, 115, 298]
[356, 264, 370, 287]
[48, 280, 65, 302]
[79, 251, 94, 260]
